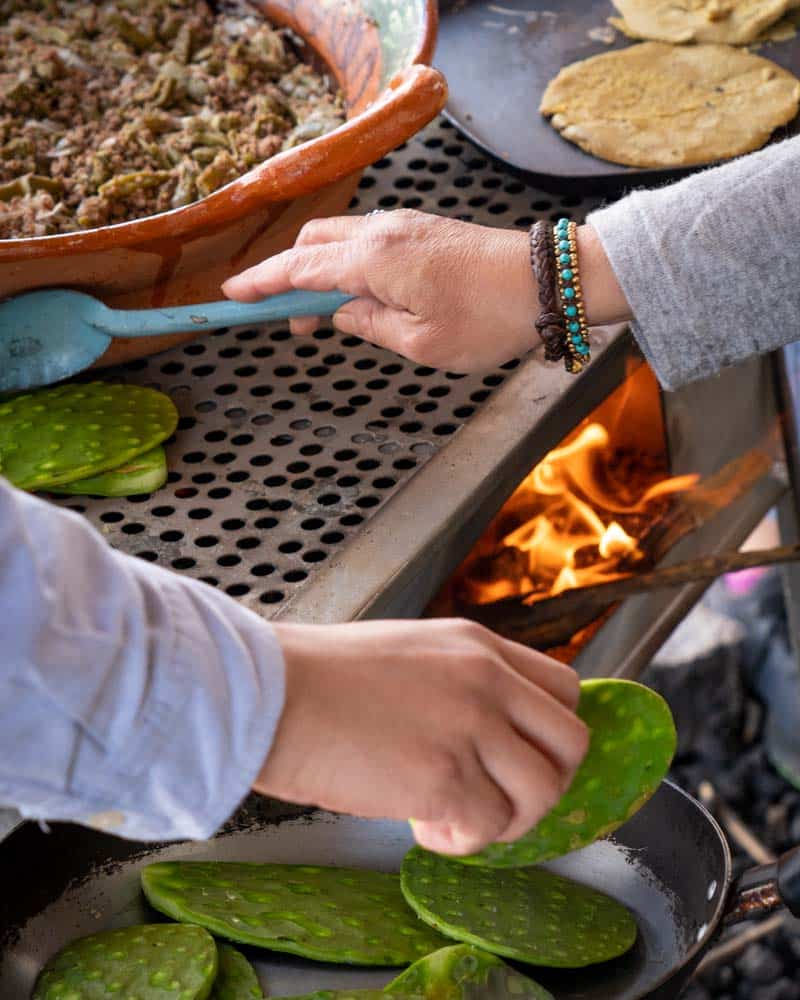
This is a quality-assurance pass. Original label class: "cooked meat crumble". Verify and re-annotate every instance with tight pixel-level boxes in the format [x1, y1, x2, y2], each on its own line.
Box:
[0, 0, 346, 238]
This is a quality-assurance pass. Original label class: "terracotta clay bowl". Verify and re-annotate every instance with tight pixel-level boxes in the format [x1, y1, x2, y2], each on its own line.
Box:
[0, 0, 445, 369]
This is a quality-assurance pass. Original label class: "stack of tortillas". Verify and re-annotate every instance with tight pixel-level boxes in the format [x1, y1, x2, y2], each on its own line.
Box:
[540, 1, 800, 168]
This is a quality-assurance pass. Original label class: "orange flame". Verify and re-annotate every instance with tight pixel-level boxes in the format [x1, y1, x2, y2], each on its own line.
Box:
[459, 418, 698, 607]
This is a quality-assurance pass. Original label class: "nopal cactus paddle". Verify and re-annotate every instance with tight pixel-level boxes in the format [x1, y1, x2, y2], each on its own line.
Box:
[401, 848, 638, 968]
[32, 923, 217, 1000]
[386, 944, 555, 1000]
[211, 944, 263, 1000]
[281, 945, 554, 1000]
[0, 382, 177, 490]
[456, 679, 676, 867]
[141, 861, 449, 966]
[52, 445, 168, 497]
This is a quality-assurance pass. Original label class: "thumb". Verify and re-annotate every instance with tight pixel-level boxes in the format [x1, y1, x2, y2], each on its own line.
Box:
[333, 298, 410, 354]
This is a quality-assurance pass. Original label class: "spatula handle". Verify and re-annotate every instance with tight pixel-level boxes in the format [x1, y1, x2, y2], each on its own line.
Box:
[95, 291, 354, 338]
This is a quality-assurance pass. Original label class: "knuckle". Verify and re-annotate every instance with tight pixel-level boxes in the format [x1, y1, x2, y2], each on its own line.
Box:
[296, 219, 323, 244]
[427, 748, 467, 801]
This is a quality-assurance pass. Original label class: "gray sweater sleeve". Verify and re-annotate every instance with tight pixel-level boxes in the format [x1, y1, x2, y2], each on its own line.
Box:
[588, 135, 800, 391]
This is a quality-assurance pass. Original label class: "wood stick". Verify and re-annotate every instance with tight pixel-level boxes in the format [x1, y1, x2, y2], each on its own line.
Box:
[472, 543, 800, 647]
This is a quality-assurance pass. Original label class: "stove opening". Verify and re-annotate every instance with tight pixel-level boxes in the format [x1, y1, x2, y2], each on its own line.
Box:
[429, 356, 782, 664]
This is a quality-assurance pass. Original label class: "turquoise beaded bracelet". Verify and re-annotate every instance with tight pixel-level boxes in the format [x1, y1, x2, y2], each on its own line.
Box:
[554, 217, 591, 373]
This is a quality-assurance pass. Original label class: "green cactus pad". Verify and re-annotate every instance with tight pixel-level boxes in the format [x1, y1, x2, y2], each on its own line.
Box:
[279, 992, 385, 1000]
[141, 861, 449, 966]
[0, 382, 177, 490]
[32, 923, 217, 1000]
[210, 944, 263, 999]
[458, 679, 676, 868]
[386, 944, 555, 999]
[400, 848, 638, 968]
[282, 945, 554, 1000]
[51, 445, 168, 497]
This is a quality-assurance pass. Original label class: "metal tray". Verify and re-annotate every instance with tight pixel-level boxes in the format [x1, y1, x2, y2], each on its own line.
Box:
[434, 0, 800, 196]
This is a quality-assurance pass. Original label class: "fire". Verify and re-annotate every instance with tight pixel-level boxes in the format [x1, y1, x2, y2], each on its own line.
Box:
[456, 415, 699, 608]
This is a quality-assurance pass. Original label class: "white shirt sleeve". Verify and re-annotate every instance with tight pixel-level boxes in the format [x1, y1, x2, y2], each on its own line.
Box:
[0, 475, 286, 842]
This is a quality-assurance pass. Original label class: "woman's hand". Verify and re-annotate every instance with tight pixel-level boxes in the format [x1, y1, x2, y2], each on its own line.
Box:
[223, 210, 540, 372]
[257, 618, 589, 857]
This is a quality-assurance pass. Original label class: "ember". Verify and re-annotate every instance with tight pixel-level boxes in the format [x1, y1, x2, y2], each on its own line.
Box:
[449, 363, 699, 608]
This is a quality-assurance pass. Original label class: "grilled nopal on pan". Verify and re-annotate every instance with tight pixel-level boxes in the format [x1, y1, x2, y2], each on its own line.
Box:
[283, 944, 555, 1000]
[142, 861, 449, 965]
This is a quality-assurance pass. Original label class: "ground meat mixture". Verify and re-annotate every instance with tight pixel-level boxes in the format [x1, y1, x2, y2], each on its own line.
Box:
[0, 0, 346, 239]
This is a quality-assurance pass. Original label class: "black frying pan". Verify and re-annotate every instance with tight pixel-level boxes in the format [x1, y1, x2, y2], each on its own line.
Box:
[434, 0, 800, 197]
[0, 781, 798, 1000]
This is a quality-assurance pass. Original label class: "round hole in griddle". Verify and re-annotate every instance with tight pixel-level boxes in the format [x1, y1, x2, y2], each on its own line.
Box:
[188, 508, 213, 520]
[321, 531, 345, 545]
[260, 590, 284, 603]
[195, 535, 219, 548]
[218, 554, 242, 567]
[254, 517, 279, 531]
[252, 564, 276, 578]
[221, 518, 245, 531]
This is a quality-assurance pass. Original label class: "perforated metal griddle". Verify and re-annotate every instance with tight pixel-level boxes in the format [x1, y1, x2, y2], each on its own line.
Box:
[435, 0, 800, 196]
[49, 116, 602, 619]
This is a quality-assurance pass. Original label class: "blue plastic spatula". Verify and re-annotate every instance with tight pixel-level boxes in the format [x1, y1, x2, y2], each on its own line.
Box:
[0, 288, 354, 393]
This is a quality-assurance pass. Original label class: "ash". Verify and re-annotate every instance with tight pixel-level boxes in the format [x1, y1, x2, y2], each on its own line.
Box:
[642, 569, 800, 999]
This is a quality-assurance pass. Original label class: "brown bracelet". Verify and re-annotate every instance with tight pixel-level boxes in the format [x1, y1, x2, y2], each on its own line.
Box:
[529, 221, 567, 362]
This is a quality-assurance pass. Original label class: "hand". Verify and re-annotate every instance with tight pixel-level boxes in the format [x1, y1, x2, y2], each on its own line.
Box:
[223, 210, 540, 373]
[257, 618, 589, 856]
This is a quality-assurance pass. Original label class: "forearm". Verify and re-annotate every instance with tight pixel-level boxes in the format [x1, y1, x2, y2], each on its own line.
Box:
[0, 477, 285, 841]
[588, 134, 800, 390]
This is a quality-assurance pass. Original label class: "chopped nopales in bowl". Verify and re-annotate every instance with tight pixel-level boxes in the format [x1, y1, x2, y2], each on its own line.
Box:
[0, 0, 346, 238]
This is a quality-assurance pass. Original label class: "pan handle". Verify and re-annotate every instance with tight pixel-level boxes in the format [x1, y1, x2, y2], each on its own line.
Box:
[725, 846, 800, 925]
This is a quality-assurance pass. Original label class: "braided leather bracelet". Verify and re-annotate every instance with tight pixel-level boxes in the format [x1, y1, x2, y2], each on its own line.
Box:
[528, 221, 568, 363]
